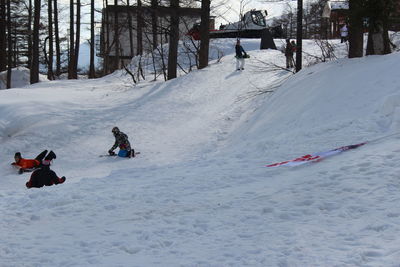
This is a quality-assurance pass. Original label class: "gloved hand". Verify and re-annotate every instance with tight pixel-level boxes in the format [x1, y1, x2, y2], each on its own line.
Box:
[18, 168, 24, 174]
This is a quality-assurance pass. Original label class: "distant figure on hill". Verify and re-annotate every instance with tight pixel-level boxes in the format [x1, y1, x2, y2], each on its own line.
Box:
[25, 150, 66, 188]
[340, 24, 348, 43]
[109, 127, 135, 158]
[235, 39, 248, 71]
[285, 39, 295, 69]
[291, 40, 297, 53]
[12, 151, 42, 174]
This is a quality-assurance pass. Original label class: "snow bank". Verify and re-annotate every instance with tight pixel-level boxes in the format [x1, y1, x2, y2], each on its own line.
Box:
[0, 67, 48, 89]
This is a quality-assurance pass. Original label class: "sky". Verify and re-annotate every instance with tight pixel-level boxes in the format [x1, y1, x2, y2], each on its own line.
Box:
[1, 33, 400, 266]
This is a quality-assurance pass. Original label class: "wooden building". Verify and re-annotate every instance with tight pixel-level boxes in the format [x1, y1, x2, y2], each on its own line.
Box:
[100, 5, 202, 73]
[322, 0, 348, 39]
[322, 0, 400, 39]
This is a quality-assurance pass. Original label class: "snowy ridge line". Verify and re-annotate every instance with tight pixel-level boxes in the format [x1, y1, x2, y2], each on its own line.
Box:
[265, 131, 400, 168]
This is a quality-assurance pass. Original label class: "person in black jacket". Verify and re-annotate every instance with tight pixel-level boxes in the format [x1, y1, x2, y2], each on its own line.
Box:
[235, 39, 247, 71]
[26, 151, 66, 189]
[108, 127, 135, 158]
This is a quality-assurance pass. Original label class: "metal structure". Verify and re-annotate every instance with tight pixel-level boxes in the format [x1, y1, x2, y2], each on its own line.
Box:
[188, 10, 283, 40]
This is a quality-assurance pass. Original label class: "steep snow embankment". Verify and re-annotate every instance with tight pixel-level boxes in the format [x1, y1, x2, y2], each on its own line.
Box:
[218, 51, 400, 266]
[227, 51, 400, 161]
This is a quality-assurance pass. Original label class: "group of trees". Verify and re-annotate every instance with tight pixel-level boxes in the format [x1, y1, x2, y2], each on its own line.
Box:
[348, 0, 397, 58]
[1, 0, 211, 88]
[101, 0, 211, 81]
[0, 0, 98, 88]
[1, 0, 398, 88]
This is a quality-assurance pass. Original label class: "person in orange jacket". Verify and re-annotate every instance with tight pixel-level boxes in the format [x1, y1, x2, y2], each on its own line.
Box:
[12, 151, 45, 174]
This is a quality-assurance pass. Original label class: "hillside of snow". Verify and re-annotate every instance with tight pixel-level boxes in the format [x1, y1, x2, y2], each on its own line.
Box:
[1, 38, 400, 266]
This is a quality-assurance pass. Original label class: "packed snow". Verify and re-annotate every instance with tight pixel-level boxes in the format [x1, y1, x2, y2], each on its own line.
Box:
[1, 38, 400, 266]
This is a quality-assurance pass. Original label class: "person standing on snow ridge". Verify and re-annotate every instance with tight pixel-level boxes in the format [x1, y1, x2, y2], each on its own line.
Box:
[340, 24, 348, 43]
[285, 39, 295, 68]
[108, 127, 135, 158]
[235, 39, 247, 71]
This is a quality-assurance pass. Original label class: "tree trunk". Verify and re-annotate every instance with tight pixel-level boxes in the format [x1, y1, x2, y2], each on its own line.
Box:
[167, 0, 179, 80]
[30, 0, 40, 84]
[348, 0, 364, 58]
[54, 0, 61, 77]
[73, 0, 80, 77]
[295, 0, 302, 73]
[47, 0, 54, 80]
[366, 0, 392, 55]
[114, 0, 119, 70]
[68, 0, 75, 79]
[151, 0, 158, 50]
[126, 0, 134, 57]
[136, 0, 143, 55]
[6, 0, 11, 87]
[0, 0, 6, 72]
[198, 0, 210, 69]
[103, 0, 109, 75]
[89, 0, 95, 78]
[27, 0, 33, 70]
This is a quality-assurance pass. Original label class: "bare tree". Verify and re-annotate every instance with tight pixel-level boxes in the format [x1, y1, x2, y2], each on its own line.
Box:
[68, 0, 75, 78]
[89, 0, 95, 78]
[30, 0, 41, 84]
[74, 0, 81, 75]
[127, 0, 134, 57]
[6, 0, 11, 87]
[198, 0, 210, 69]
[348, 0, 364, 58]
[136, 0, 143, 55]
[113, 0, 120, 70]
[365, 0, 393, 55]
[167, 0, 179, 80]
[0, 0, 6, 72]
[54, 0, 61, 77]
[295, 0, 302, 72]
[27, 0, 32, 69]
[151, 0, 158, 49]
[47, 0, 54, 80]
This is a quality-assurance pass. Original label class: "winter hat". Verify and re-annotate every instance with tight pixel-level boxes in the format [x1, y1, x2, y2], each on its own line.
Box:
[14, 152, 21, 158]
[112, 127, 120, 134]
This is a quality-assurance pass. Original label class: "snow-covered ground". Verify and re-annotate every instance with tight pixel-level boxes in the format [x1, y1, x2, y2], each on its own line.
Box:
[1, 38, 400, 266]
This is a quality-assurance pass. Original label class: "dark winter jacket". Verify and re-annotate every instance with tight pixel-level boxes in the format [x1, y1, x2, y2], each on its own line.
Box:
[235, 44, 246, 58]
[26, 167, 64, 188]
[285, 41, 294, 57]
[110, 131, 132, 152]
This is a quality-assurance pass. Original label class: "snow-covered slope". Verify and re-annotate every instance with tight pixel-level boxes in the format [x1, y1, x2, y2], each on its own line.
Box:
[1, 39, 400, 266]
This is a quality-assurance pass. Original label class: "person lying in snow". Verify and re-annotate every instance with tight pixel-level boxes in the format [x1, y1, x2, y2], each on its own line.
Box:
[25, 150, 66, 188]
[12, 151, 46, 174]
[108, 127, 135, 158]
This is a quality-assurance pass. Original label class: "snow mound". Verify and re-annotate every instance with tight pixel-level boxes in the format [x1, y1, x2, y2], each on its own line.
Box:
[0, 67, 48, 89]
